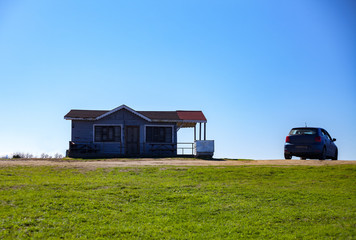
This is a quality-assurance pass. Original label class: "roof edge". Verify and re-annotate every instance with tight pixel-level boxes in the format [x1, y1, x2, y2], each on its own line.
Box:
[64, 117, 96, 120]
[96, 104, 152, 122]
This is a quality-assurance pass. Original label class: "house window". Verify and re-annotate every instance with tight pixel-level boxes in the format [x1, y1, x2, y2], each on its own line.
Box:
[95, 126, 121, 142]
[146, 126, 172, 143]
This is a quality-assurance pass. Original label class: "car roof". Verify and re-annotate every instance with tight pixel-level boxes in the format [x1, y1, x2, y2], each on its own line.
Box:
[291, 127, 328, 132]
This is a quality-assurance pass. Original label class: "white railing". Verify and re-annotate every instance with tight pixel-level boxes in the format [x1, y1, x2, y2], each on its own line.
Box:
[177, 142, 194, 155]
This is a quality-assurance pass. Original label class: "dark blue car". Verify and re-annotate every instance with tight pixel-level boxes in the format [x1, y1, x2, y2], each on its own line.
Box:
[284, 127, 338, 160]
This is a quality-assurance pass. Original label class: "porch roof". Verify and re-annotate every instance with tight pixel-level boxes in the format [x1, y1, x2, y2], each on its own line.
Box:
[64, 105, 207, 127]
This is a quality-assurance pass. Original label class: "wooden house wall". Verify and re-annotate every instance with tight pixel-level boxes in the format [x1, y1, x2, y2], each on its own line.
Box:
[71, 120, 94, 142]
[70, 108, 177, 156]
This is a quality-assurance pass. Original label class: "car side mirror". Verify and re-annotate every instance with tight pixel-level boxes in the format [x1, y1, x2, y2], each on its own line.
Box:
[332, 138, 336, 142]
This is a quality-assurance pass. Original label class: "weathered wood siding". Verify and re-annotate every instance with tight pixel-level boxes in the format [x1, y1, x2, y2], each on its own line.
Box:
[70, 108, 177, 157]
[72, 120, 94, 142]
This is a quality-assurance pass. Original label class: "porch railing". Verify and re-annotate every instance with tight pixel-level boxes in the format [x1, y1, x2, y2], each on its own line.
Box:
[68, 141, 210, 158]
[69, 141, 100, 154]
[68, 141, 179, 156]
[177, 142, 194, 155]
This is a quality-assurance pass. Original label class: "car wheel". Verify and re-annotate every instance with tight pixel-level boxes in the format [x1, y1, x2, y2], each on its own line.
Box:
[332, 149, 338, 160]
[319, 147, 326, 160]
[284, 153, 292, 160]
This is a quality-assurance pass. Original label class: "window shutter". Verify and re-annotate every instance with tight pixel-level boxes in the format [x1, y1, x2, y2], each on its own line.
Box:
[115, 126, 121, 142]
[165, 127, 172, 143]
[95, 126, 102, 142]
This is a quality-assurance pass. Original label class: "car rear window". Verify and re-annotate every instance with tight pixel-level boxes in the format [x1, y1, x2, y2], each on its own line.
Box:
[289, 128, 317, 135]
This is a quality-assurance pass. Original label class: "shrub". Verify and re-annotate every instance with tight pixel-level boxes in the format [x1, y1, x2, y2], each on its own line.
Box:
[54, 153, 63, 159]
[12, 154, 22, 159]
[12, 152, 34, 159]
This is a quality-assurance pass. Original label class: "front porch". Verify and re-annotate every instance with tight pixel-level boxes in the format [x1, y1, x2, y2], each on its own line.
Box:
[177, 121, 214, 158]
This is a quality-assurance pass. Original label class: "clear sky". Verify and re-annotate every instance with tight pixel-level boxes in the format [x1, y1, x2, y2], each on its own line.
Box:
[1, 0, 355, 159]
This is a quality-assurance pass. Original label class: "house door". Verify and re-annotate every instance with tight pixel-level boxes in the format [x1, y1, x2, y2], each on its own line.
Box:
[125, 126, 140, 156]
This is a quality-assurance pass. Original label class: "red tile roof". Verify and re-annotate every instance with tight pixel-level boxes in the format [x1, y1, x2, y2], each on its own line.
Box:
[177, 111, 207, 121]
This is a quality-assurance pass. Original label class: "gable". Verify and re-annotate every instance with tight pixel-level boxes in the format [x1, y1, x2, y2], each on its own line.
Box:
[96, 105, 151, 122]
[96, 108, 150, 123]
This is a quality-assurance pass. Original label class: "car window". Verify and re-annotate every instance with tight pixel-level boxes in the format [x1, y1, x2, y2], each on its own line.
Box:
[322, 130, 332, 140]
[289, 128, 317, 135]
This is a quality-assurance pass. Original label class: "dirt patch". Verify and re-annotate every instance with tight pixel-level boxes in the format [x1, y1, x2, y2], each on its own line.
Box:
[0, 158, 355, 169]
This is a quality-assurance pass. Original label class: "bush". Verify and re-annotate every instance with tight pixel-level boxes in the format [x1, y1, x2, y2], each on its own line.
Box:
[12, 153, 34, 159]
[54, 153, 63, 159]
[11, 152, 63, 159]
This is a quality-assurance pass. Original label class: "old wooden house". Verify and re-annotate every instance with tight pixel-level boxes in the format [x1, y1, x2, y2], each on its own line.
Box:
[64, 105, 214, 158]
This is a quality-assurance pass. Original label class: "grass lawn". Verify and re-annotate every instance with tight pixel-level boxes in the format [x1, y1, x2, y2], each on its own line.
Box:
[0, 165, 355, 239]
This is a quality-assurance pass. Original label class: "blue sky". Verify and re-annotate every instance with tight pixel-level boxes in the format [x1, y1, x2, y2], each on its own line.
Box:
[1, 0, 355, 159]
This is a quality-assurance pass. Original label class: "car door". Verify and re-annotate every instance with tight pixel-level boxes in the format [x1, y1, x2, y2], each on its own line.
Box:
[325, 130, 336, 156]
[322, 130, 334, 157]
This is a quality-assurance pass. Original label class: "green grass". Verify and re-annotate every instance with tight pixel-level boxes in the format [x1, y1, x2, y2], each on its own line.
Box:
[0, 165, 355, 239]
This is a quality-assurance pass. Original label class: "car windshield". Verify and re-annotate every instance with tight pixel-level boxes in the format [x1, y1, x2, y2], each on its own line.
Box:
[289, 128, 317, 135]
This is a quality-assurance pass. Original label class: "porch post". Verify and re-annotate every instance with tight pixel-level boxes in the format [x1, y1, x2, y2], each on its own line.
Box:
[199, 122, 202, 140]
[204, 123, 206, 140]
[194, 125, 196, 141]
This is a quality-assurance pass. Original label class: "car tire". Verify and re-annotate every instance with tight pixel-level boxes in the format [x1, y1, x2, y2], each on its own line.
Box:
[319, 147, 326, 160]
[284, 153, 292, 160]
[332, 149, 338, 160]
